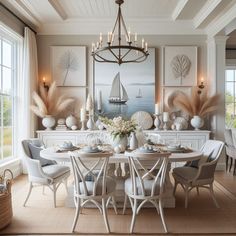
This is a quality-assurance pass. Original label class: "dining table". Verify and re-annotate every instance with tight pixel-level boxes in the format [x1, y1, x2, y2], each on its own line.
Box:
[40, 147, 202, 208]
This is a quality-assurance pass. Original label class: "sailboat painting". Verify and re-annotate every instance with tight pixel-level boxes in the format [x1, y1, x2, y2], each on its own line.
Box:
[109, 72, 129, 104]
[94, 48, 155, 118]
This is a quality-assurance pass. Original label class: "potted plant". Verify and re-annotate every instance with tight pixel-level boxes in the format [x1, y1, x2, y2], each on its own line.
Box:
[31, 81, 74, 130]
[173, 87, 220, 130]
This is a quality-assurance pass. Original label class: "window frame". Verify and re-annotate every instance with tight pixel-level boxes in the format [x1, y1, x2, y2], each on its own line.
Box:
[0, 23, 22, 162]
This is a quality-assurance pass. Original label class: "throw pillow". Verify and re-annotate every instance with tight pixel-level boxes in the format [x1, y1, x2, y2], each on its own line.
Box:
[28, 143, 56, 167]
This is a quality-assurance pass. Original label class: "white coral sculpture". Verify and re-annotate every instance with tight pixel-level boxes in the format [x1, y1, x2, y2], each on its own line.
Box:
[171, 54, 191, 85]
[30, 81, 74, 118]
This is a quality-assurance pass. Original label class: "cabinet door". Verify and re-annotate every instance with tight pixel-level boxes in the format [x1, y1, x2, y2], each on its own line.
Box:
[177, 134, 207, 150]
[41, 135, 76, 147]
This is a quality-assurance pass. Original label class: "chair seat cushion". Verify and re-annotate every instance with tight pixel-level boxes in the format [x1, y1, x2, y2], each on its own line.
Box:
[78, 176, 116, 196]
[173, 166, 198, 182]
[42, 164, 70, 179]
[125, 177, 160, 196]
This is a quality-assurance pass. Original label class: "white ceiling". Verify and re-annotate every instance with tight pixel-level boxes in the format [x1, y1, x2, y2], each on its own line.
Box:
[1, 0, 236, 37]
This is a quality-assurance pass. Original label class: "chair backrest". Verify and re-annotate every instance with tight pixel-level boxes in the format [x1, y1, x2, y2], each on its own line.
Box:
[200, 140, 224, 163]
[224, 129, 234, 147]
[22, 139, 44, 158]
[126, 152, 169, 197]
[69, 151, 111, 196]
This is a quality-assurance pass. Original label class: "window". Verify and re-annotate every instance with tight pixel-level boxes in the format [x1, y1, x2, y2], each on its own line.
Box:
[225, 68, 236, 128]
[0, 25, 21, 161]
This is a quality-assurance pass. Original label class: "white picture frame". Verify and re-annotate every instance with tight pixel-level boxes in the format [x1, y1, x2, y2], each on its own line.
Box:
[163, 46, 197, 86]
[162, 87, 192, 112]
[51, 46, 86, 87]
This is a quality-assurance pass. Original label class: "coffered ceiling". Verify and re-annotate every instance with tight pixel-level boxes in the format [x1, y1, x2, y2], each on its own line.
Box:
[1, 0, 236, 37]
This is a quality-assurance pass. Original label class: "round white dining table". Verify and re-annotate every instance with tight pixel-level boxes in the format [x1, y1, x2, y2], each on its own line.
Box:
[40, 147, 202, 163]
[40, 147, 202, 208]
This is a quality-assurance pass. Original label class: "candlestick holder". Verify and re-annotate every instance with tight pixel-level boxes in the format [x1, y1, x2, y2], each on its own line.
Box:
[163, 121, 168, 130]
[80, 120, 86, 130]
[154, 114, 161, 130]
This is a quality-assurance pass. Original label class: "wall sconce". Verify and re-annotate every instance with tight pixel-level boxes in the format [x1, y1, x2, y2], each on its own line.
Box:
[198, 77, 205, 94]
[43, 77, 49, 91]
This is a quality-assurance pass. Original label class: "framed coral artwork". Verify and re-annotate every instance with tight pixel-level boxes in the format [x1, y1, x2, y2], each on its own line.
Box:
[163, 46, 197, 86]
[51, 46, 86, 87]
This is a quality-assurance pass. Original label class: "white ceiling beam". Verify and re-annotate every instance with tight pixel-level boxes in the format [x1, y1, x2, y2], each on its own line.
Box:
[172, 0, 189, 21]
[48, 0, 67, 20]
[225, 18, 236, 35]
[193, 0, 222, 29]
[206, 1, 236, 37]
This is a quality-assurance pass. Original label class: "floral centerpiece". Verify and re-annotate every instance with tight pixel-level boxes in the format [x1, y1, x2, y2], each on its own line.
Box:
[100, 116, 137, 149]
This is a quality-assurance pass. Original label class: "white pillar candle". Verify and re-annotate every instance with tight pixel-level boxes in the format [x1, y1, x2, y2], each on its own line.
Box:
[134, 33, 137, 42]
[80, 107, 86, 121]
[163, 112, 169, 122]
[97, 90, 102, 111]
[142, 38, 144, 48]
[155, 103, 160, 115]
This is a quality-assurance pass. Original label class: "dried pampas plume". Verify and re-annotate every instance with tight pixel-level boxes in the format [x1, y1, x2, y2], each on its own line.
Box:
[30, 81, 74, 118]
[173, 87, 220, 118]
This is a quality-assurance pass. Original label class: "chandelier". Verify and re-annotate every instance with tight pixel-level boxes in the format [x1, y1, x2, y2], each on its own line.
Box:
[91, 0, 149, 65]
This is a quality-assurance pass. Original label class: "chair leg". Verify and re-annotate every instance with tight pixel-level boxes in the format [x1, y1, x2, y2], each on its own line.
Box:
[159, 199, 168, 233]
[123, 194, 127, 215]
[226, 155, 229, 172]
[130, 199, 137, 234]
[71, 198, 81, 232]
[23, 182, 33, 207]
[184, 186, 189, 208]
[234, 160, 236, 175]
[112, 195, 118, 215]
[52, 184, 57, 208]
[209, 183, 219, 208]
[63, 178, 69, 194]
[229, 157, 233, 172]
[102, 198, 110, 233]
[196, 187, 200, 196]
[173, 180, 178, 195]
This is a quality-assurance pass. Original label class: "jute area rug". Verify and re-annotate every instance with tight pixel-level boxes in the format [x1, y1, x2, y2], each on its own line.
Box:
[1, 175, 236, 236]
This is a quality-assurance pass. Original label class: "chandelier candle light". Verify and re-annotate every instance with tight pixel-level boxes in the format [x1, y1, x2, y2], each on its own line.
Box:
[91, 0, 149, 65]
[154, 103, 161, 130]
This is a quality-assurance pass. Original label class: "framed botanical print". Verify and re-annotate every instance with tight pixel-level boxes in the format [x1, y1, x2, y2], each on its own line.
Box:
[51, 46, 86, 87]
[163, 46, 197, 86]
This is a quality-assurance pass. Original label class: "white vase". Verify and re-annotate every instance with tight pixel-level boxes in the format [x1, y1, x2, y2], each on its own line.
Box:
[66, 115, 77, 129]
[190, 116, 204, 130]
[130, 132, 138, 150]
[87, 115, 95, 130]
[112, 135, 128, 150]
[42, 115, 55, 130]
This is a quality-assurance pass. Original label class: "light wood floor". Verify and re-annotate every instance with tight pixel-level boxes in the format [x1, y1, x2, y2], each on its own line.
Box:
[1, 171, 236, 236]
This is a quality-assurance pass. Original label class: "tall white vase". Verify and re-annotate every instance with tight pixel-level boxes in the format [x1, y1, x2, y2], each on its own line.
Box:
[130, 132, 138, 150]
[190, 115, 204, 130]
[42, 115, 55, 130]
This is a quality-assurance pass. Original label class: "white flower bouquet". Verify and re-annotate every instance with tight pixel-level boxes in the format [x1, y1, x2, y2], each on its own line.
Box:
[100, 116, 137, 139]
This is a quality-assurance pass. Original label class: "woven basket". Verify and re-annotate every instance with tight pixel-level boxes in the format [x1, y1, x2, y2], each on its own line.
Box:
[0, 169, 13, 230]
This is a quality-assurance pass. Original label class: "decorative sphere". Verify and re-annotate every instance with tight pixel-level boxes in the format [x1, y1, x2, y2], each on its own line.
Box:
[98, 124, 104, 130]
[71, 125, 77, 130]
[118, 144, 126, 152]
[171, 124, 176, 130]
[66, 115, 77, 128]
[114, 146, 121, 154]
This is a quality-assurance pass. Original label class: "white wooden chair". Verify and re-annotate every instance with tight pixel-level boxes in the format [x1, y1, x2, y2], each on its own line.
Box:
[172, 140, 224, 208]
[123, 151, 170, 233]
[69, 151, 117, 233]
[22, 139, 70, 207]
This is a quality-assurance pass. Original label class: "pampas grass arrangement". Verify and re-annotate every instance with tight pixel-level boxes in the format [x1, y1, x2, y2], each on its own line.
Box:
[31, 81, 74, 118]
[173, 87, 220, 118]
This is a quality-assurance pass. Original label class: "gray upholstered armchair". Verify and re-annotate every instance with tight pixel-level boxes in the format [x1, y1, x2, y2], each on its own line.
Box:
[172, 140, 224, 208]
[22, 139, 70, 207]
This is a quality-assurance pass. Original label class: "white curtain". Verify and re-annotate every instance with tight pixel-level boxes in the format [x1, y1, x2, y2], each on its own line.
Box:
[17, 27, 38, 173]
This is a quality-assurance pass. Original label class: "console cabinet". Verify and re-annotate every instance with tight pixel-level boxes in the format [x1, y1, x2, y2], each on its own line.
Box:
[37, 130, 210, 150]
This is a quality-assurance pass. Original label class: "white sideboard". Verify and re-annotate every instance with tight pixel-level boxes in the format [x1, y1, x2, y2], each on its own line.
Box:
[37, 130, 210, 150]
